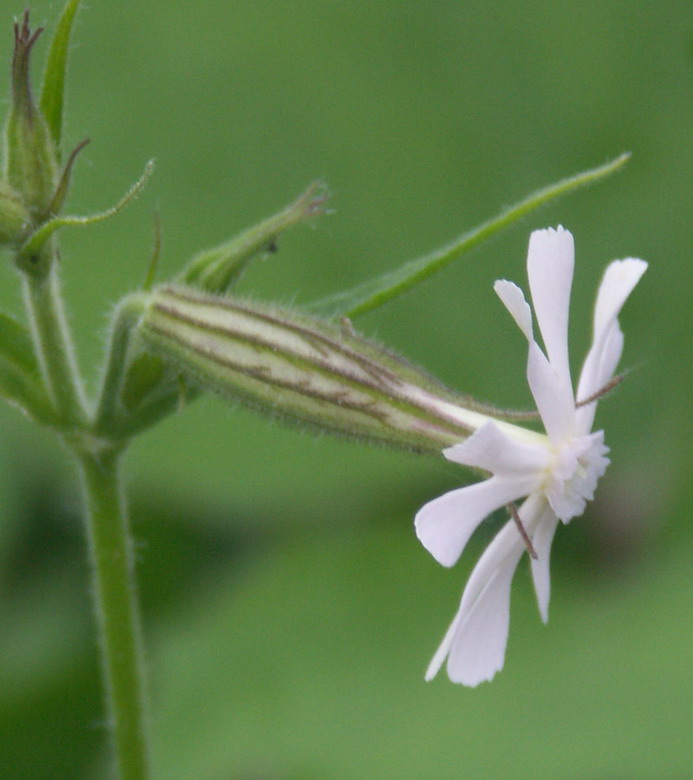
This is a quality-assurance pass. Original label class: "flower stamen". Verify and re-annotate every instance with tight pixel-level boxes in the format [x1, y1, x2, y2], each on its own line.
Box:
[576, 373, 624, 408]
[507, 501, 538, 559]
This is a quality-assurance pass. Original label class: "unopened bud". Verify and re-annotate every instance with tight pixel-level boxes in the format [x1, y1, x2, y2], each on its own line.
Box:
[180, 182, 329, 294]
[4, 12, 59, 218]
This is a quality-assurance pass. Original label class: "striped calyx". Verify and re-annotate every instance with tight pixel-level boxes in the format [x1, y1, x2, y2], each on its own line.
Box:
[139, 286, 494, 453]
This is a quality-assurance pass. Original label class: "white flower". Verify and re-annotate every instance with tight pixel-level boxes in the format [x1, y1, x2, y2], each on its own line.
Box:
[415, 226, 647, 687]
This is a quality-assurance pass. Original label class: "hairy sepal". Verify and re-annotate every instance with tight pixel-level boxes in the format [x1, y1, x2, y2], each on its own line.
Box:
[138, 286, 485, 452]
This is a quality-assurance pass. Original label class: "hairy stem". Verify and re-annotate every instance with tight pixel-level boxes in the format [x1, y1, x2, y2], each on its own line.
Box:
[23, 267, 86, 425]
[77, 449, 151, 780]
[20, 249, 152, 777]
[94, 295, 147, 436]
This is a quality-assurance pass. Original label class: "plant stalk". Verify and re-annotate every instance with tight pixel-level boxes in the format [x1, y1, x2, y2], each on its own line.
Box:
[23, 266, 86, 425]
[77, 448, 151, 780]
[20, 247, 152, 778]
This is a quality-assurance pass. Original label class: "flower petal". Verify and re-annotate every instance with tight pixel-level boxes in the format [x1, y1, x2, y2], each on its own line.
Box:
[527, 226, 574, 390]
[426, 492, 545, 686]
[576, 259, 647, 432]
[593, 258, 648, 340]
[444, 421, 550, 477]
[439, 520, 526, 685]
[494, 280, 533, 340]
[529, 505, 559, 623]
[527, 341, 575, 442]
[424, 606, 464, 682]
[415, 474, 535, 567]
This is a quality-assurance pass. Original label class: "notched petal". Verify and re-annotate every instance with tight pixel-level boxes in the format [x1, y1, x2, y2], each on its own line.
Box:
[593, 259, 648, 338]
[443, 520, 527, 686]
[527, 226, 574, 391]
[494, 280, 533, 340]
[414, 475, 533, 567]
[576, 258, 646, 432]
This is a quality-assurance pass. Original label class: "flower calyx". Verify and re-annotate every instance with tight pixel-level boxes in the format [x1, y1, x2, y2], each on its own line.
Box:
[135, 285, 502, 453]
[4, 13, 59, 234]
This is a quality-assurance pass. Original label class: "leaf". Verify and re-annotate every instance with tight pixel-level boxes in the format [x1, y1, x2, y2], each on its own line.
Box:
[0, 311, 38, 375]
[309, 153, 630, 319]
[40, 0, 84, 155]
[0, 311, 56, 424]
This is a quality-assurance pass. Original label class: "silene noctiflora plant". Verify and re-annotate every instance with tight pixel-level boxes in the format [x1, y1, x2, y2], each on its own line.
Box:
[0, 2, 646, 777]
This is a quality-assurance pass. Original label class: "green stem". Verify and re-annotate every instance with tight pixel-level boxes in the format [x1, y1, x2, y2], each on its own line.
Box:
[77, 449, 151, 780]
[23, 267, 86, 424]
[21, 257, 151, 776]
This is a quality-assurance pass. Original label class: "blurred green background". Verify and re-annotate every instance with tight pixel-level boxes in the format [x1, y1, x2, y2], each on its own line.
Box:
[0, 1, 691, 778]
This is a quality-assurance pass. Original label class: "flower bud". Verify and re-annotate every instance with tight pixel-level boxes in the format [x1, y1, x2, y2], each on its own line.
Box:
[139, 286, 496, 453]
[180, 182, 329, 294]
[4, 13, 59, 219]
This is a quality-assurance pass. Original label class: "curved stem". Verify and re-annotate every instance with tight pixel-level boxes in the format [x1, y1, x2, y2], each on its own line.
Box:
[94, 294, 147, 436]
[77, 448, 151, 780]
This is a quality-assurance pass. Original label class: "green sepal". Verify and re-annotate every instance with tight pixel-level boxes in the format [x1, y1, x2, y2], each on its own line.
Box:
[17, 160, 154, 267]
[309, 153, 630, 319]
[92, 292, 198, 440]
[120, 352, 168, 411]
[40, 0, 84, 156]
[119, 350, 201, 433]
[0, 309, 57, 425]
[117, 353, 199, 437]
[0, 180, 30, 245]
[180, 182, 328, 294]
[100, 348, 200, 439]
